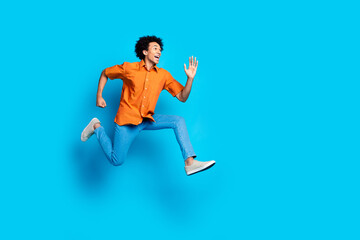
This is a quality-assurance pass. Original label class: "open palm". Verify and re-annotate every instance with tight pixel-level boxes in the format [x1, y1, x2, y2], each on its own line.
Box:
[184, 56, 198, 79]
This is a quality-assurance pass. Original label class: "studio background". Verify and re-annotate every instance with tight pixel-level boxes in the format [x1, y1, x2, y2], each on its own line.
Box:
[1, 0, 359, 239]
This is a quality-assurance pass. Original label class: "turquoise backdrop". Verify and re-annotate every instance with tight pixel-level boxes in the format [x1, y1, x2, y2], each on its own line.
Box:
[1, 0, 359, 239]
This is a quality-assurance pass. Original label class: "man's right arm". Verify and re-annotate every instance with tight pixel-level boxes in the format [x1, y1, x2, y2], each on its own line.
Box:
[96, 70, 108, 108]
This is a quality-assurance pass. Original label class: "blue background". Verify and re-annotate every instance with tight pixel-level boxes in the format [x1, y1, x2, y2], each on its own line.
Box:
[1, 0, 359, 239]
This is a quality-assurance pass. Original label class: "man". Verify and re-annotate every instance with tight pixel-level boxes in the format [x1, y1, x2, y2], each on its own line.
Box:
[81, 35, 215, 176]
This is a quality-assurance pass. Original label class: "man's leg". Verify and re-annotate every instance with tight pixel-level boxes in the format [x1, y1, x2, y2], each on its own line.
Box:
[143, 114, 196, 163]
[143, 114, 215, 175]
[94, 122, 141, 166]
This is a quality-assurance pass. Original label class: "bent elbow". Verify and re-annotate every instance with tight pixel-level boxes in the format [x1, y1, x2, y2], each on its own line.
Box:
[180, 97, 187, 103]
[102, 69, 108, 78]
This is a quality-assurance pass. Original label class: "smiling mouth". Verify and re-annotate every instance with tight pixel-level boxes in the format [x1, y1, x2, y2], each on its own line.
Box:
[154, 55, 160, 60]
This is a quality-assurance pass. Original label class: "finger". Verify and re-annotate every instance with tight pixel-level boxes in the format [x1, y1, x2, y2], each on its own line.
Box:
[194, 57, 197, 67]
[184, 63, 187, 71]
[189, 57, 191, 66]
[192, 56, 194, 66]
[196, 60, 198, 68]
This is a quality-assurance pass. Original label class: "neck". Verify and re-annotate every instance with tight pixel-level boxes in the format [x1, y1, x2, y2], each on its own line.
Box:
[144, 58, 155, 71]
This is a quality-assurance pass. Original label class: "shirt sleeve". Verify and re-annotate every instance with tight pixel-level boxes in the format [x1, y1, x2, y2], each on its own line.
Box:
[104, 63, 126, 80]
[163, 71, 184, 97]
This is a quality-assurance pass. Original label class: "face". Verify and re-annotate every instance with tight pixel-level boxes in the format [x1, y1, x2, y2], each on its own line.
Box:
[143, 42, 162, 64]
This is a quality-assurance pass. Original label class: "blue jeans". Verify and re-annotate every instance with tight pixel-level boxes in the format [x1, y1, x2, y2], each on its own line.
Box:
[94, 114, 196, 166]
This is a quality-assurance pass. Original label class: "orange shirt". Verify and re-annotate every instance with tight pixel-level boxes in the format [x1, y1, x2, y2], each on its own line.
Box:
[105, 59, 184, 126]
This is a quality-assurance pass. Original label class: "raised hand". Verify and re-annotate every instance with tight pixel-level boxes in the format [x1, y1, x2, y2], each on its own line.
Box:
[184, 56, 198, 79]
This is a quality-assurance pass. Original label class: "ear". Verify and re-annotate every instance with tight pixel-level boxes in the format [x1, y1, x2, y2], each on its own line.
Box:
[143, 49, 148, 56]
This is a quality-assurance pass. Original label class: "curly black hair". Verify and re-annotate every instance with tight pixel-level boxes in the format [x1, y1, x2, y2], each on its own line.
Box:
[135, 35, 163, 60]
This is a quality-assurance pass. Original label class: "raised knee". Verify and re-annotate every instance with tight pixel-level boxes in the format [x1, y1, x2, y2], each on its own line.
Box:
[112, 161, 124, 166]
[174, 116, 185, 126]
[112, 159, 124, 166]
[111, 154, 125, 166]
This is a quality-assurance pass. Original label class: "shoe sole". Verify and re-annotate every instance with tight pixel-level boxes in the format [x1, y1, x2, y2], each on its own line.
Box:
[186, 161, 216, 176]
[81, 118, 100, 142]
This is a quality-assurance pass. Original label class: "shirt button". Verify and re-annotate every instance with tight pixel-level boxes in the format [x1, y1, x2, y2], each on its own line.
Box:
[145, 88, 147, 90]
[144, 96, 146, 98]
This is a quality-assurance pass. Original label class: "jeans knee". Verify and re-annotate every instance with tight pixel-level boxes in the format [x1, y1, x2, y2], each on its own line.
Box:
[110, 153, 125, 166]
[174, 116, 185, 127]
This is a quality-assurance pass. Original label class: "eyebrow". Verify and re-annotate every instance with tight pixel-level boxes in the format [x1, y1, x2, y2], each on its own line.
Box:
[153, 45, 162, 50]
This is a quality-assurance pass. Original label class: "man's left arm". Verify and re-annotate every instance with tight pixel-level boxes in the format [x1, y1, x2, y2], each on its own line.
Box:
[176, 56, 198, 103]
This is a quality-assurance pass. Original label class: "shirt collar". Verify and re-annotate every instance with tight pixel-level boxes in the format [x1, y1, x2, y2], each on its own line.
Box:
[139, 59, 159, 72]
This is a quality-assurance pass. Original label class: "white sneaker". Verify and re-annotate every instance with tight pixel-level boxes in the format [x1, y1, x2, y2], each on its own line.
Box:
[184, 159, 216, 176]
[81, 118, 100, 142]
